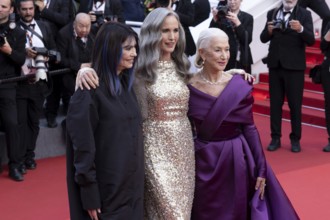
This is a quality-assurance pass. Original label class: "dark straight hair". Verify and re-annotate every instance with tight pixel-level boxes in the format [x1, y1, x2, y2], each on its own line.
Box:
[92, 22, 139, 96]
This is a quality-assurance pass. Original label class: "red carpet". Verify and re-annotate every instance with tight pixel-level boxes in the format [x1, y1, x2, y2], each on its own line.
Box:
[0, 114, 330, 220]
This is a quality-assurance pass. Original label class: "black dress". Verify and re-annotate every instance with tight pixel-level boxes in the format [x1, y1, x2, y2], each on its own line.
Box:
[66, 76, 144, 220]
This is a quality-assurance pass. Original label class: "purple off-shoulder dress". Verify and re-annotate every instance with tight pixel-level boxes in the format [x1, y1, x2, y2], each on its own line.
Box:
[188, 75, 299, 220]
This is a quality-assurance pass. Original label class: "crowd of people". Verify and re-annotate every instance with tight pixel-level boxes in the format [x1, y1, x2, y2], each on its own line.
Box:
[0, 0, 330, 219]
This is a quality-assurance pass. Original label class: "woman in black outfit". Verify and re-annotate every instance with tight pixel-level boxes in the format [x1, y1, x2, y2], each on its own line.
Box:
[66, 22, 144, 220]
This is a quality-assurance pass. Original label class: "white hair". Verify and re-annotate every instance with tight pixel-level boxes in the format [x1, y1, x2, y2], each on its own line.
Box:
[194, 28, 229, 68]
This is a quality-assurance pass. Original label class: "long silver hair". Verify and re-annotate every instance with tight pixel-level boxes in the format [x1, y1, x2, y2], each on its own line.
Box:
[135, 7, 191, 83]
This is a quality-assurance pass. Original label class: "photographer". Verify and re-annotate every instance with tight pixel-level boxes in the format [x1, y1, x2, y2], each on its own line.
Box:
[16, 0, 57, 174]
[260, 0, 315, 153]
[210, 0, 253, 73]
[0, 0, 26, 181]
[78, 0, 125, 30]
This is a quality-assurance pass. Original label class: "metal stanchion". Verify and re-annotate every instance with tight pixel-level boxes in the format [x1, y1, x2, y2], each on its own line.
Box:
[0, 68, 72, 85]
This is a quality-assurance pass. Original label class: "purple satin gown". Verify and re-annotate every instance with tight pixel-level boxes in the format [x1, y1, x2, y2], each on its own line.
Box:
[188, 75, 300, 220]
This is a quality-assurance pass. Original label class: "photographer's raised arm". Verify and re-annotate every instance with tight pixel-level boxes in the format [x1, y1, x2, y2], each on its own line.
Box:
[260, 10, 275, 43]
[0, 31, 26, 67]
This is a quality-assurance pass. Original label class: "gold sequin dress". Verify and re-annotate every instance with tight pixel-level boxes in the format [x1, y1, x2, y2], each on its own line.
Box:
[143, 61, 195, 220]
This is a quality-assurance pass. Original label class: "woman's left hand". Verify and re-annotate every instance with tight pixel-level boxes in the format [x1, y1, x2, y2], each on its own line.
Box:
[255, 177, 266, 200]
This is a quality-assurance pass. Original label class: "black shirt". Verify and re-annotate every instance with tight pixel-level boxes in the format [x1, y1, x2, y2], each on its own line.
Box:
[0, 21, 26, 83]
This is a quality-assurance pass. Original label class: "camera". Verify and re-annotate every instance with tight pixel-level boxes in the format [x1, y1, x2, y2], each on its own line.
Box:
[32, 47, 61, 63]
[31, 47, 61, 82]
[91, 11, 117, 26]
[272, 19, 286, 32]
[93, 10, 104, 19]
[216, 0, 229, 21]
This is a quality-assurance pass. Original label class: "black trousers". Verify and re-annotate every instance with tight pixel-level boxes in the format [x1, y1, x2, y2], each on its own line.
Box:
[299, 0, 330, 37]
[268, 67, 305, 141]
[0, 86, 20, 168]
[321, 59, 330, 140]
[16, 83, 45, 161]
[45, 74, 70, 119]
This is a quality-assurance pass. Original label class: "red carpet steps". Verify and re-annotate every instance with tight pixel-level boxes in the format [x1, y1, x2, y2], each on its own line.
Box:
[253, 39, 326, 127]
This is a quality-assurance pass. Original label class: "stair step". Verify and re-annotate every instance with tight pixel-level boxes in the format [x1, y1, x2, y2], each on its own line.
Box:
[306, 48, 324, 64]
[253, 83, 325, 109]
[253, 99, 326, 127]
[307, 39, 321, 49]
[259, 73, 324, 93]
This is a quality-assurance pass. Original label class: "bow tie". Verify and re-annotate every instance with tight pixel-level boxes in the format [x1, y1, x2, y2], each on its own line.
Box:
[283, 11, 291, 16]
[28, 24, 35, 29]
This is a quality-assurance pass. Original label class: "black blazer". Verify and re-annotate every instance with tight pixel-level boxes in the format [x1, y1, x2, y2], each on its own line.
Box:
[175, 0, 196, 56]
[0, 21, 26, 82]
[192, 0, 210, 27]
[78, 0, 125, 23]
[56, 23, 94, 72]
[260, 5, 315, 70]
[35, 0, 70, 34]
[35, 20, 57, 50]
[210, 10, 254, 69]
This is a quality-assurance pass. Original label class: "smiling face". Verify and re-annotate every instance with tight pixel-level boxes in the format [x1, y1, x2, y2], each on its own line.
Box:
[159, 15, 179, 61]
[200, 35, 230, 72]
[282, 0, 298, 11]
[117, 36, 137, 74]
[18, 0, 35, 23]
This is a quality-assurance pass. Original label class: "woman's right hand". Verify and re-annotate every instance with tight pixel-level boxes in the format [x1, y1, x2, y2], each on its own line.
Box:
[75, 67, 99, 91]
[87, 208, 101, 220]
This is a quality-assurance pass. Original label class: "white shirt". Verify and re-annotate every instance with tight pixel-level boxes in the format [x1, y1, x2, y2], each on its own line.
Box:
[20, 19, 45, 75]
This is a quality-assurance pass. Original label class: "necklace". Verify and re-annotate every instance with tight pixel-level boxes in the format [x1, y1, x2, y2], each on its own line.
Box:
[200, 72, 223, 85]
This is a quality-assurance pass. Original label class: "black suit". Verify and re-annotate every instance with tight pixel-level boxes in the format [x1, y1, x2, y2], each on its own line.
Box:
[175, 0, 196, 56]
[192, 0, 210, 27]
[121, 0, 145, 22]
[320, 22, 330, 142]
[56, 23, 94, 95]
[37, 0, 71, 126]
[0, 21, 26, 169]
[17, 20, 57, 162]
[260, 5, 315, 142]
[35, 0, 70, 35]
[210, 10, 254, 73]
[78, 0, 125, 23]
[299, 0, 330, 37]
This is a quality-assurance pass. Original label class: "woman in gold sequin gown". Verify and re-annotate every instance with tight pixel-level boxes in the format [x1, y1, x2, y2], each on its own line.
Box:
[135, 8, 195, 220]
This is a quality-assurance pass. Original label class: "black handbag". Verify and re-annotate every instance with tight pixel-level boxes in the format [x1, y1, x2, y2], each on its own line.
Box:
[309, 64, 322, 84]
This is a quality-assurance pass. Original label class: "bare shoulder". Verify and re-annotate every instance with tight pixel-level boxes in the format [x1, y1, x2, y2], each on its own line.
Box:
[222, 72, 233, 83]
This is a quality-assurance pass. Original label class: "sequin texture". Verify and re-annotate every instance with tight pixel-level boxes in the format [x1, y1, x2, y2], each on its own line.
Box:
[143, 61, 195, 220]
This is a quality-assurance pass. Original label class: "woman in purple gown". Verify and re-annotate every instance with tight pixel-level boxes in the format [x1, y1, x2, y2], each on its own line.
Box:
[188, 28, 300, 220]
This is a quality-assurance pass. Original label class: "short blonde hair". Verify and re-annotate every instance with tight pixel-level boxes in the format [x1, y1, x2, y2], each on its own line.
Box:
[195, 28, 229, 68]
